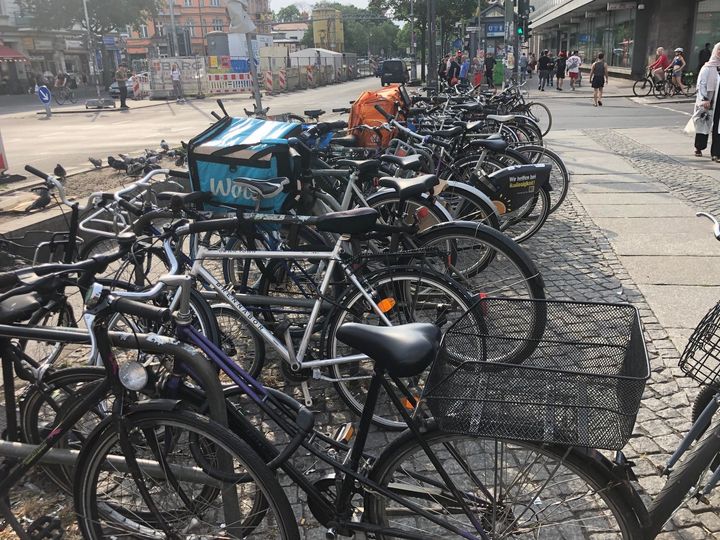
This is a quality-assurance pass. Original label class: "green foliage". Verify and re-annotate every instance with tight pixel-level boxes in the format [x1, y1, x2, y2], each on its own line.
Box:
[276, 5, 301, 22]
[15, 0, 162, 34]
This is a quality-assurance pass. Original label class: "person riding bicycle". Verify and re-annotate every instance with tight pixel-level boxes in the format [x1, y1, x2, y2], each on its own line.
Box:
[669, 48, 687, 93]
[54, 72, 67, 90]
[649, 47, 671, 82]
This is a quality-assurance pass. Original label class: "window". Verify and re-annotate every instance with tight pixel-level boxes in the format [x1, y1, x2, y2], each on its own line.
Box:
[186, 21, 195, 36]
[139, 24, 148, 38]
[155, 22, 164, 37]
[210, 0, 219, 6]
[212, 18, 223, 31]
[184, 0, 192, 6]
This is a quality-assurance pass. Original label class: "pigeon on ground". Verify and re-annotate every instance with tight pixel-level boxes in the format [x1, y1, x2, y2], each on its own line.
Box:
[108, 156, 127, 171]
[174, 156, 186, 167]
[88, 157, 102, 168]
[25, 187, 51, 212]
[53, 164, 67, 178]
[160, 139, 170, 152]
[127, 162, 145, 176]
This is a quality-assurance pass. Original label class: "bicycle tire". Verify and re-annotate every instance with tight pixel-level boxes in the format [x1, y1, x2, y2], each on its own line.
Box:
[435, 183, 501, 229]
[18, 299, 76, 366]
[212, 304, 266, 378]
[365, 423, 645, 538]
[633, 78, 652, 97]
[515, 144, 570, 214]
[647, 418, 720, 537]
[20, 366, 108, 491]
[653, 80, 669, 99]
[68, 90, 78, 104]
[416, 221, 546, 298]
[324, 266, 474, 430]
[525, 101, 552, 136]
[54, 90, 66, 106]
[74, 409, 299, 539]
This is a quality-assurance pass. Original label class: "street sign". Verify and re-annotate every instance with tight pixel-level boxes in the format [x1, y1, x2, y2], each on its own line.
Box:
[466, 26, 478, 32]
[486, 23, 505, 37]
[578, 34, 590, 43]
[607, 2, 635, 10]
[37, 85, 51, 105]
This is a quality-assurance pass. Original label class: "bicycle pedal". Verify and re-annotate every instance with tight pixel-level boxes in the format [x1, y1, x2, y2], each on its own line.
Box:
[28, 515, 64, 539]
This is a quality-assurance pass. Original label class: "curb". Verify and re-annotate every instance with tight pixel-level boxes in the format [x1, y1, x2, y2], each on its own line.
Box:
[35, 100, 174, 115]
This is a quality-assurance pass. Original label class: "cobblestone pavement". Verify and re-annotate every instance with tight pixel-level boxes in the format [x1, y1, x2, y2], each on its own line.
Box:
[4, 131, 720, 538]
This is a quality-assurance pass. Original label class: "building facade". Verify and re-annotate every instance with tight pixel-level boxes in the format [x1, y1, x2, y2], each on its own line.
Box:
[0, 0, 88, 94]
[312, 8, 344, 53]
[125, 0, 232, 59]
[529, 0, 704, 77]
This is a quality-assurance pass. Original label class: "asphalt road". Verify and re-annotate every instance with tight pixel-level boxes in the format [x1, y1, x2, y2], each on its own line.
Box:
[0, 78, 696, 178]
[0, 78, 377, 176]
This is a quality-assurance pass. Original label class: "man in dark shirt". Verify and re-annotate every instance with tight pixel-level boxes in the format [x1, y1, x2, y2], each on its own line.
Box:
[699, 43, 712, 71]
[537, 50, 552, 91]
[484, 54, 496, 89]
[115, 63, 129, 109]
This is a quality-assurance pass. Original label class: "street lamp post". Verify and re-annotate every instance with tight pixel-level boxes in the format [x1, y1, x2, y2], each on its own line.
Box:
[409, 0, 417, 81]
[169, 0, 179, 56]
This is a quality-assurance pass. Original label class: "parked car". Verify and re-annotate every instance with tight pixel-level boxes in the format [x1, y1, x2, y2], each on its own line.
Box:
[380, 59, 409, 86]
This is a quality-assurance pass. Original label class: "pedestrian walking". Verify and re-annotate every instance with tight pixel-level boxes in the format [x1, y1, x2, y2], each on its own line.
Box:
[555, 51, 567, 90]
[590, 52, 609, 106]
[537, 50, 551, 91]
[471, 57, 482, 87]
[459, 55, 470, 86]
[485, 53, 497, 90]
[528, 52, 536, 80]
[438, 54, 449, 82]
[693, 42, 720, 159]
[171, 63, 185, 103]
[115, 62, 129, 109]
[447, 54, 461, 86]
[566, 50, 581, 90]
[699, 43, 712, 72]
[519, 53, 528, 83]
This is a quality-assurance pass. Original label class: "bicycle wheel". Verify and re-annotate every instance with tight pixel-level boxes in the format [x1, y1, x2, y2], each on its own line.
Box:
[74, 409, 299, 539]
[435, 183, 501, 229]
[212, 304, 265, 378]
[525, 102, 552, 136]
[325, 267, 474, 430]
[20, 366, 108, 491]
[416, 222, 545, 298]
[68, 89, 78, 104]
[54, 90, 66, 106]
[18, 299, 76, 365]
[365, 424, 644, 538]
[515, 144, 570, 214]
[653, 80, 669, 99]
[633, 78, 652, 97]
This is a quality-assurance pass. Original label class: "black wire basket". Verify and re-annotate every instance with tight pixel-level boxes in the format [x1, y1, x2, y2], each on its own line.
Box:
[422, 298, 650, 450]
[679, 300, 720, 387]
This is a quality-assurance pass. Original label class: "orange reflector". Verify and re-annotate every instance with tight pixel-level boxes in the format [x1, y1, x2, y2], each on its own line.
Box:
[493, 200, 507, 215]
[401, 395, 420, 410]
[378, 298, 396, 313]
[477, 292, 489, 316]
[341, 425, 355, 443]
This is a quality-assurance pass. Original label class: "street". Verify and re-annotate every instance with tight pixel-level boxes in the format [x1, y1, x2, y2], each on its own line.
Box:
[3, 76, 720, 538]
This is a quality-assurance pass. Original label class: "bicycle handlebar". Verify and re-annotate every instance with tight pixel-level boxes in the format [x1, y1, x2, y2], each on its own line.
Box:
[24, 165, 49, 181]
[111, 296, 172, 323]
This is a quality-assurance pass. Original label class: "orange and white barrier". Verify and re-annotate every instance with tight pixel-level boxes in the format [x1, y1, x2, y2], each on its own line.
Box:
[306, 65, 314, 87]
[264, 71, 274, 94]
[206, 73, 254, 94]
[0, 130, 7, 173]
[278, 68, 287, 92]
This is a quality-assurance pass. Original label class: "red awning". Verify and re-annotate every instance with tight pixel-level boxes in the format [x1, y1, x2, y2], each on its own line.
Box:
[0, 45, 28, 62]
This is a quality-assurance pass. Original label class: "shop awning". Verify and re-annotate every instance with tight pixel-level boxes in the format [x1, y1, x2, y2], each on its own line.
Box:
[0, 45, 29, 62]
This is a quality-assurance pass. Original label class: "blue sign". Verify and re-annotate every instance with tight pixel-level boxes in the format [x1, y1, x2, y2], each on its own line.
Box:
[452, 38, 462, 50]
[578, 34, 590, 44]
[486, 23, 505, 37]
[37, 85, 51, 105]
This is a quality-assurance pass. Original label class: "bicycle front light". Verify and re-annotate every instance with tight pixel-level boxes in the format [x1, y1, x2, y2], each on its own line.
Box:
[119, 361, 149, 391]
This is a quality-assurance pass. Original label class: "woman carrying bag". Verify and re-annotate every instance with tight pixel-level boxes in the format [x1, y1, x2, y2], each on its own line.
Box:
[693, 42, 720, 159]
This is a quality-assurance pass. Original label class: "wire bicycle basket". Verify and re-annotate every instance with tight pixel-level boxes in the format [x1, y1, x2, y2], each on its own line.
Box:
[679, 299, 720, 387]
[423, 297, 650, 450]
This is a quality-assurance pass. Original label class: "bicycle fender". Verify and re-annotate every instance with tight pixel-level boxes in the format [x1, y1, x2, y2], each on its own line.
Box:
[444, 180, 500, 219]
[365, 189, 454, 223]
[127, 398, 184, 414]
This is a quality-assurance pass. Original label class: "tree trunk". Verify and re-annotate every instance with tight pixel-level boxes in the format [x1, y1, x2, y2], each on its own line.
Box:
[420, 26, 426, 82]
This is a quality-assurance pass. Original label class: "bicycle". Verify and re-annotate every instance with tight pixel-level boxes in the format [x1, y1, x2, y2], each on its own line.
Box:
[0, 244, 297, 539]
[633, 68, 666, 98]
[53, 85, 77, 105]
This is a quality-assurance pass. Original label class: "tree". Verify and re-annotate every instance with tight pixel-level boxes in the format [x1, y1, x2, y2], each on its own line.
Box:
[15, 0, 163, 34]
[276, 5, 301, 22]
[301, 27, 314, 48]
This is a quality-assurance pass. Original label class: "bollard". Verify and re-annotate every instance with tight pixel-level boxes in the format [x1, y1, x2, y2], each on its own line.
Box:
[36, 85, 52, 117]
[278, 68, 287, 92]
[306, 65, 314, 88]
[264, 70, 274, 95]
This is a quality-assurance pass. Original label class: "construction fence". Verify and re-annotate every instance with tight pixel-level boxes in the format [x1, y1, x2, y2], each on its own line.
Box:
[135, 54, 367, 100]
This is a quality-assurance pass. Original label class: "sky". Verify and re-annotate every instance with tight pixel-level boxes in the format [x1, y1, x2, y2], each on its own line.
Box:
[270, 0, 370, 13]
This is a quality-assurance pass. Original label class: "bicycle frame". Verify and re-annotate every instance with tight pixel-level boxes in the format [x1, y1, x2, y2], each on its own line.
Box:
[175, 321, 490, 540]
